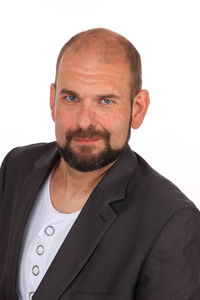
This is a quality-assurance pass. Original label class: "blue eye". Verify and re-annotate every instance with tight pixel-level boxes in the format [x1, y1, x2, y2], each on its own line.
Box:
[101, 99, 113, 104]
[66, 95, 78, 102]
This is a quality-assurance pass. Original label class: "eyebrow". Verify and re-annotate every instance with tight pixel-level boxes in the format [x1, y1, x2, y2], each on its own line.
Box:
[60, 89, 120, 100]
[96, 94, 120, 100]
[60, 89, 79, 97]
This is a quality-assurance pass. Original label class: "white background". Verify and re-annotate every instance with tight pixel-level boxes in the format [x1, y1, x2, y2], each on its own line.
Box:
[0, 0, 199, 207]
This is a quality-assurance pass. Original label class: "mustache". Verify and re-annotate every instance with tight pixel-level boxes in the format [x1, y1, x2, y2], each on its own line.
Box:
[65, 127, 110, 142]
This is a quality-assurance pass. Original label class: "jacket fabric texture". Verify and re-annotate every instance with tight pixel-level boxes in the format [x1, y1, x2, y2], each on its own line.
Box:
[0, 142, 200, 300]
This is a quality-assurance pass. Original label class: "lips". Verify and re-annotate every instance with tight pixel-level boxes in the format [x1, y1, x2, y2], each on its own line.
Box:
[73, 137, 102, 144]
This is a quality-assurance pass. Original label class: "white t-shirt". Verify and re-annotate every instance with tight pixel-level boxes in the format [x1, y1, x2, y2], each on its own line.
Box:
[17, 172, 81, 300]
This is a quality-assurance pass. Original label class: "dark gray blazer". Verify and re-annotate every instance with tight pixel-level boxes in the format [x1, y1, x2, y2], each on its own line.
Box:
[0, 142, 200, 300]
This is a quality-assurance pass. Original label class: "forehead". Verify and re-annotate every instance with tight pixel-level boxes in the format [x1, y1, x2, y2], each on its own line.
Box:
[56, 50, 131, 93]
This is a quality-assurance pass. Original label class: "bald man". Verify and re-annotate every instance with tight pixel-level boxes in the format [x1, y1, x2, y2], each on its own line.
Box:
[0, 28, 200, 300]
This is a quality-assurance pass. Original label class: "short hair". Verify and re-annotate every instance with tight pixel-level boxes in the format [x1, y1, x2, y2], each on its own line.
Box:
[55, 28, 142, 99]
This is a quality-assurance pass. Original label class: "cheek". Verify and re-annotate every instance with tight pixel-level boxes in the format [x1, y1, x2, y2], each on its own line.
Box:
[103, 108, 131, 131]
[101, 114, 131, 145]
[54, 110, 77, 145]
[55, 109, 76, 130]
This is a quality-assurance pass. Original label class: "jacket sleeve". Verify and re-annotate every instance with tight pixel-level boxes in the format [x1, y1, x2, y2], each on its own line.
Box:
[0, 149, 17, 299]
[0, 149, 15, 200]
[0, 152, 10, 208]
[0, 148, 18, 217]
[135, 207, 200, 300]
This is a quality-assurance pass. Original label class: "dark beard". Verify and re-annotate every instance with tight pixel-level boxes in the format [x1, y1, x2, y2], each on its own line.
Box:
[57, 126, 131, 172]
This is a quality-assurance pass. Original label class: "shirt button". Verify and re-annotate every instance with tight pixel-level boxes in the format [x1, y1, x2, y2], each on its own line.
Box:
[29, 292, 34, 299]
[32, 265, 40, 276]
[44, 225, 55, 236]
[36, 244, 44, 255]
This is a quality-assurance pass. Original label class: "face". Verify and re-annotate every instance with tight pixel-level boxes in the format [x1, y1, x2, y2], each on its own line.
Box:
[50, 49, 147, 172]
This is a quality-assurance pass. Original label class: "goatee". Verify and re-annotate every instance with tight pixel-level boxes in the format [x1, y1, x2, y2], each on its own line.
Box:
[57, 126, 130, 172]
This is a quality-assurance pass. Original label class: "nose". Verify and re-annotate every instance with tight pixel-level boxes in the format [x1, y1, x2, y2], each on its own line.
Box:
[76, 102, 97, 130]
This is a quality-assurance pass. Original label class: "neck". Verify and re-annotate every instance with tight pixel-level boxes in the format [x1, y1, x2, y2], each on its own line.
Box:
[50, 157, 115, 213]
[60, 158, 114, 189]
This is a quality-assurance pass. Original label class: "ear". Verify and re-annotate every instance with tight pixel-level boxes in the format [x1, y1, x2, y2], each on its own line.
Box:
[131, 90, 150, 129]
[50, 83, 56, 121]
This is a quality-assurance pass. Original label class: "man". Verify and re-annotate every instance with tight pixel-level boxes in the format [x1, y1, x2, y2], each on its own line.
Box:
[0, 28, 200, 300]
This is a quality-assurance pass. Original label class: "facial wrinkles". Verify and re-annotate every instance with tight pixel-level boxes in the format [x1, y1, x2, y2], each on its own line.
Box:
[57, 66, 130, 100]
[58, 48, 130, 84]
[60, 61, 124, 79]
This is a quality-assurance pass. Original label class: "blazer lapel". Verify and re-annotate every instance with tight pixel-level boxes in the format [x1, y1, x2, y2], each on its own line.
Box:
[33, 146, 137, 300]
[5, 144, 59, 299]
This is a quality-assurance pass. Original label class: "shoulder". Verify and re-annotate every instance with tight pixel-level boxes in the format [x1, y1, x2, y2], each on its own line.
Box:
[1, 142, 56, 168]
[0, 142, 58, 200]
[132, 151, 193, 205]
[4, 141, 56, 161]
[0, 141, 57, 182]
[125, 150, 197, 228]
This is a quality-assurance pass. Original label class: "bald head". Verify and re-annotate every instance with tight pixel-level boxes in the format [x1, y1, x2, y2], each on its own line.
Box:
[55, 28, 142, 98]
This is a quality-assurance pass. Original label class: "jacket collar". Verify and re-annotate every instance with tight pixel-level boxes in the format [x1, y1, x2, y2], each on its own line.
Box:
[6, 142, 137, 300]
[34, 143, 138, 299]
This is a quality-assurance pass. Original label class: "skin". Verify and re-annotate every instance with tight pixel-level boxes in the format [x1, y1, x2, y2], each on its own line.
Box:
[49, 43, 150, 213]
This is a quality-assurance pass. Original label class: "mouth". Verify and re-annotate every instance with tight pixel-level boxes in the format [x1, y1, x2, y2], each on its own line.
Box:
[73, 137, 102, 144]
